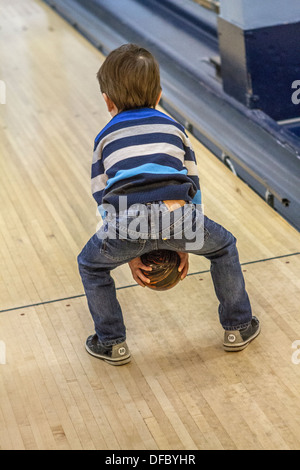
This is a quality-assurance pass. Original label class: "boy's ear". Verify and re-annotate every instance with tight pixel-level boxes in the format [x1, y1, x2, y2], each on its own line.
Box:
[155, 89, 162, 107]
[102, 93, 118, 114]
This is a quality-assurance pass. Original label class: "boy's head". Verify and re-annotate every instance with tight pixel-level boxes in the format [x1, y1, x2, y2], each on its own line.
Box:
[97, 43, 161, 114]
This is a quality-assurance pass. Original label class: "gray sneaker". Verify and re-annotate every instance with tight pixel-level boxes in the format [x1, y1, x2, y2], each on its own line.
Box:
[223, 317, 260, 352]
[85, 334, 131, 365]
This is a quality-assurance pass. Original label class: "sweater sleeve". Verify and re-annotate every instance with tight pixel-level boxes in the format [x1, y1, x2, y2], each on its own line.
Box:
[183, 134, 202, 205]
[91, 138, 108, 208]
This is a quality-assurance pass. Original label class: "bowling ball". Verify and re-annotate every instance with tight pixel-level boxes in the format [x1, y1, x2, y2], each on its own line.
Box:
[140, 250, 181, 291]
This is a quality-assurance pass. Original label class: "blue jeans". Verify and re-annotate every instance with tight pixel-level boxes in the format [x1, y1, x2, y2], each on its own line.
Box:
[78, 203, 252, 346]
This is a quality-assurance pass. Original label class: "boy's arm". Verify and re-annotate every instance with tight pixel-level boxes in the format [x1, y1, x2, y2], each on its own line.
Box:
[91, 141, 108, 214]
[183, 135, 202, 205]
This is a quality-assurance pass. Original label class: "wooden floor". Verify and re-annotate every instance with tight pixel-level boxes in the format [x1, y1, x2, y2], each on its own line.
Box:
[1, 0, 300, 450]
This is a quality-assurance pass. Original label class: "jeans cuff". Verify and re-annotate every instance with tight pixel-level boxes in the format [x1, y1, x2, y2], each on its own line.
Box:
[222, 320, 252, 331]
[97, 336, 126, 347]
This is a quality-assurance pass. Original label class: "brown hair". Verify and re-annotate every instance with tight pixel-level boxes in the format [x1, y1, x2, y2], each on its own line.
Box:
[97, 43, 161, 112]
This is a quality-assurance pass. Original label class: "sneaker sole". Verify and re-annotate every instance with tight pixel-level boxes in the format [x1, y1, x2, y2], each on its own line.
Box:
[85, 343, 131, 366]
[223, 324, 261, 352]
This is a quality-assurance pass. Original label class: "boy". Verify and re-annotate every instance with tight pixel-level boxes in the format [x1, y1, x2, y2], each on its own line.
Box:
[78, 43, 260, 366]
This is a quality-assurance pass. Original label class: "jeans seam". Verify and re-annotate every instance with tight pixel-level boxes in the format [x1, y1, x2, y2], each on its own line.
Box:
[100, 239, 146, 261]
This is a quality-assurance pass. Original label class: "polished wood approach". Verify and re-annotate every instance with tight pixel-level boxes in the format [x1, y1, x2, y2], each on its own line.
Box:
[0, 0, 300, 450]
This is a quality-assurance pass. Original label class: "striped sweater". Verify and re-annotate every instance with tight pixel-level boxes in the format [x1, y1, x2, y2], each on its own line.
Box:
[91, 107, 201, 212]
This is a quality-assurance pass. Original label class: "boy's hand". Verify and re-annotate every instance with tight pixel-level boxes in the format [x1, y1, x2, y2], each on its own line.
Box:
[128, 257, 152, 287]
[128, 252, 189, 286]
[177, 251, 189, 280]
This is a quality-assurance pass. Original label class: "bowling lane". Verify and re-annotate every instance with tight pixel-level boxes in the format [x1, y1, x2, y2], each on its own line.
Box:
[0, 0, 299, 313]
[1, 0, 300, 451]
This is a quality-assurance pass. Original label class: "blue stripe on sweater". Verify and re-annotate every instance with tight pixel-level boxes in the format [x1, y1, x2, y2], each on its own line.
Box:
[105, 164, 188, 189]
[91, 153, 184, 179]
[192, 190, 202, 204]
